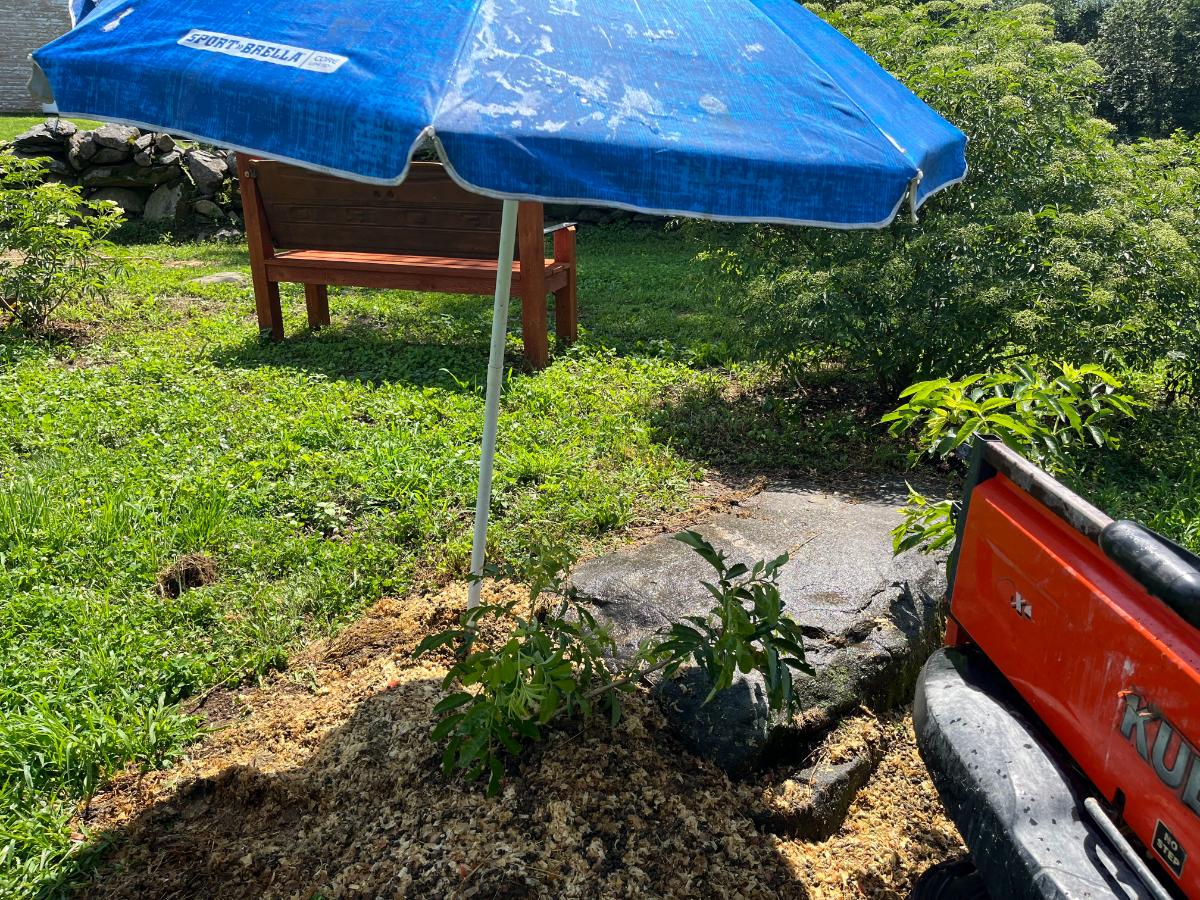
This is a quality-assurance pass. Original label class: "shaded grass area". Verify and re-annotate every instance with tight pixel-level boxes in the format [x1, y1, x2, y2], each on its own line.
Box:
[0, 225, 902, 896]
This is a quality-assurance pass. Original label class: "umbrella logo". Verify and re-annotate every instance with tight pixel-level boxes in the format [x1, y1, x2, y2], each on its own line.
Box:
[177, 30, 347, 74]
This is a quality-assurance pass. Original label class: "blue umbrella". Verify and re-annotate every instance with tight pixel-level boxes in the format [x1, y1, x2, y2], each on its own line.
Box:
[33, 0, 966, 606]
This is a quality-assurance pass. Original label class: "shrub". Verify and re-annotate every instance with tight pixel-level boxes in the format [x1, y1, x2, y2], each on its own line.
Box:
[884, 361, 1138, 552]
[698, 0, 1200, 395]
[0, 152, 124, 331]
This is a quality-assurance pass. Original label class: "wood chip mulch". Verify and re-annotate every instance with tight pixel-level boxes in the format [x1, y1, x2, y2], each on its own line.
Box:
[76, 585, 963, 899]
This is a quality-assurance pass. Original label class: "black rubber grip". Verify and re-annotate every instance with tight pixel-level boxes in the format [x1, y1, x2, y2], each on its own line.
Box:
[1100, 519, 1200, 629]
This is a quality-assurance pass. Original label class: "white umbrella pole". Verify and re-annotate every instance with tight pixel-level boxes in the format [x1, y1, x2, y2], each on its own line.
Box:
[468, 198, 520, 608]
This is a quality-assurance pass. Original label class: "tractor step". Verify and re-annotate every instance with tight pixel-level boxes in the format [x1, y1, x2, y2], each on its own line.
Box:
[914, 646, 1158, 899]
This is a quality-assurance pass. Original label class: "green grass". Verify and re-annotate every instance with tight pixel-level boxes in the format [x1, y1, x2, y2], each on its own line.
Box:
[0, 224, 907, 896]
[0, 116, 104, 144]
[2, 221, 1197, 897]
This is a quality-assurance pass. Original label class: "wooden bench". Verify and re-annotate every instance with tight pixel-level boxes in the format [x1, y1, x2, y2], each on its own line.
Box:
[236, 155, 577, 369]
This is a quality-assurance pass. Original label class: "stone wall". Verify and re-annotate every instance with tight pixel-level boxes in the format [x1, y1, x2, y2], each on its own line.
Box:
[0, 0, 70, 113]
[3, 118, 241, 228]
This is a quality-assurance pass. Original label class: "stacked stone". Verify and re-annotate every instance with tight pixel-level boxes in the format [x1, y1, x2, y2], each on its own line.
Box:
[2, 118, 241, 226]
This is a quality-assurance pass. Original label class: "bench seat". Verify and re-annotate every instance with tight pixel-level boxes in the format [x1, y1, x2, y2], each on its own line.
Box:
[237, 156, 578, 369]
[264, 250, 572, 294]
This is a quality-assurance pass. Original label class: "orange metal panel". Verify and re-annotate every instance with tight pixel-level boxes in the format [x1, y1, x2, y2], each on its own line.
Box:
[951, 473, 1200, 894]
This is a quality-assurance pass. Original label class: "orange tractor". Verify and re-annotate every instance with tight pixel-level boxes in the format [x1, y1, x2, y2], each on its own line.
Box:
[914, 438, 1200, 899]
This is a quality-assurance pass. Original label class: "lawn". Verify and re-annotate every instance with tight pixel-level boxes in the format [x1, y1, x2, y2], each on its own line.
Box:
[0, 116, 104, 144]
[2, 219, 1197, 896]
[0, 223, 909, 896]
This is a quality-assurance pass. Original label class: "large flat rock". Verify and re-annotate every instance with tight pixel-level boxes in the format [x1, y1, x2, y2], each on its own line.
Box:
[571, 481, 948, 775]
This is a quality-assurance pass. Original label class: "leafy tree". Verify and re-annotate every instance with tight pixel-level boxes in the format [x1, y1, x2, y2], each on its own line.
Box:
[1093, 0, 1200, 137]
[1044, 0, 1114, 42]
[699, 1, 1200, 395]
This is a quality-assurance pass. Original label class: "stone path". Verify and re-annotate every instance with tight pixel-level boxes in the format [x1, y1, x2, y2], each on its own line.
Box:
[570, 480, 948, 775]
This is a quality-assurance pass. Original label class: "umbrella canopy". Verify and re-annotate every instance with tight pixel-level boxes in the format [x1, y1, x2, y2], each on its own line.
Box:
[33, 0, 967, 605]
[36, 0, 965, 228]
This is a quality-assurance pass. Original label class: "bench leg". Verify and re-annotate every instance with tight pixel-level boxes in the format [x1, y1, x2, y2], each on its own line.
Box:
[517, 203, 549, 369]
[552, 225, 578, 347]
[553, 276, 577, 347]
[520, 292, 549, 370]
[253, 277, 284, 341]
[304, 283, 330, 330]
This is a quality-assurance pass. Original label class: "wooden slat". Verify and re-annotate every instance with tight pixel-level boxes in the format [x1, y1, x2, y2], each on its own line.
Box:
[267, 249, 567, 275]
[252, 160, 504, 259]
[263, 252, 569, 294]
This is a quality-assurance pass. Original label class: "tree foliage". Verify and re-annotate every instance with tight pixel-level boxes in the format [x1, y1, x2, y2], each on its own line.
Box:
[700, 1, 1200, 396]
[885, 361, 1138, 552]
[1093, 0, 1200, 137]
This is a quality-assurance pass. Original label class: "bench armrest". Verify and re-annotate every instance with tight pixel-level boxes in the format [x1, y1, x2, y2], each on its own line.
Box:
[543, 221, 577, 235]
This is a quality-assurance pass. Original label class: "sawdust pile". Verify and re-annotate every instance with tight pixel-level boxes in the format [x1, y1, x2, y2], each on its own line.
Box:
[779, 717, 966, 899]
[78, 585, 962, 899]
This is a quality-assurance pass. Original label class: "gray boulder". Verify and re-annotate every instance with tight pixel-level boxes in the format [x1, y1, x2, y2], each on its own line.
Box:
[143, 182, 184, 222]
[191, 271, 247, 285]
[11, 118, 76, 153]
[90, 145, 132, 165]
[656, 668, 771, 777]
[89, 187, 146, 215]
[154, 133, 176, 153]
[92, 123, 140, 150]
[569, 481, 948, 775]
[67, 131, 98, 168]
[192, 198, 224, 219]
[183, 149, 228, 195]
[158, 149, 182, 168]
[133, 150, 154, 167]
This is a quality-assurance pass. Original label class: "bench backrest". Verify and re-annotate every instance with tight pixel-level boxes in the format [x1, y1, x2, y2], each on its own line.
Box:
[243, 158, 518, 260]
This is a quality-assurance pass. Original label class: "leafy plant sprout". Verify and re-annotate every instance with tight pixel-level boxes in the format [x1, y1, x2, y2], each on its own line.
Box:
[884, 361, 1140, 554]
[414, 532, 813, 795]
[0, 152, 125, 331]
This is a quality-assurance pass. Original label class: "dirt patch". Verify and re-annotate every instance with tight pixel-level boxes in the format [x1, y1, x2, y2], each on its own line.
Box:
[156, 553, 219, 598]
[77, 582, 962, 899]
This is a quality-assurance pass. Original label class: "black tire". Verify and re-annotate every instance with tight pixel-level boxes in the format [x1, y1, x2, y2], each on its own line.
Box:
[910, 858, 992, 900]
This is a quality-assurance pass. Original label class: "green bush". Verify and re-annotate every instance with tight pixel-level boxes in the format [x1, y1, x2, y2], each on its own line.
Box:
[0, 152, 124, 331]
[884, 361, 1138, 552]
[700, 0, 1200, 395]
[1093, 0, 1200, 137]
